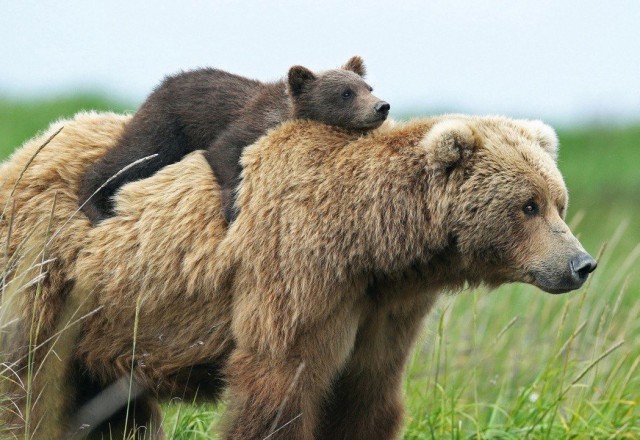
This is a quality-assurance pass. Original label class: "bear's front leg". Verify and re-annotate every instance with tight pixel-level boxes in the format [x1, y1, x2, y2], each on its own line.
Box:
[222, 307, 361, 440]
[319, 294, 435, 440]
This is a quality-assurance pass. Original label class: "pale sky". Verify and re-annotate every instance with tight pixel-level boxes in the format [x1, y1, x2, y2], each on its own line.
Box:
[1, 0, 639, 124]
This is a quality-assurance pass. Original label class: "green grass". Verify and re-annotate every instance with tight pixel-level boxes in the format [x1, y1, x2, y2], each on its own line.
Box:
[0, 94, 132, 158]
[1, 95, 638, 438]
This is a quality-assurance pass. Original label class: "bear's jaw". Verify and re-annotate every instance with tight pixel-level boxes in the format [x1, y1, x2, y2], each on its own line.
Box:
[530, 273, 586, 295]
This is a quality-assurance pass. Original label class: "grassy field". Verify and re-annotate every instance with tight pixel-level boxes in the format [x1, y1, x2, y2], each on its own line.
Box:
[1, 95, 638, 438]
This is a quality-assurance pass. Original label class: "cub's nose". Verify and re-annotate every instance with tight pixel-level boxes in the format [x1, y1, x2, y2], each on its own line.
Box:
[571, 253, 597, 282]
[375, 101, 390, 114]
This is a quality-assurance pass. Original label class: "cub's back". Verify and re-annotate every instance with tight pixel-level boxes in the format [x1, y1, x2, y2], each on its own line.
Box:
[130, 68, 267, 151]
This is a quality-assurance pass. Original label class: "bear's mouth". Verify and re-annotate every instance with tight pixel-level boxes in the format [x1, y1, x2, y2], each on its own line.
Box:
[530, 272, 584, 295]
[536, 285, 575, 295]
[362, 115, 388, 129]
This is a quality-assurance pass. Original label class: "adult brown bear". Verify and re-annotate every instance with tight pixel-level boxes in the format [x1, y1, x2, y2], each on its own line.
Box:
[0, 112, 595, 439]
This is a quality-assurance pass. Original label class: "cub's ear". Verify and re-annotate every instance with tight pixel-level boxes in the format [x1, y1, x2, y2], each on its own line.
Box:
[420, 119, 475, 169]
[288, 66, 316, 96]
[342, 56, 366, 77]
[520, 119, 559, 160]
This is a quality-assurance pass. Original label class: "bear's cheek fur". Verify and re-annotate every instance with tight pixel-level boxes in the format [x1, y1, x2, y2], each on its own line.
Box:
[450, 175, 550, 286]
[449, 182, 519, 268]
[352, 98, 386, 128]
[512, 213, 588, 292]
[462, 198, 582, 292]
[297, 84, 381, 129]
[502, 216, 556, 283]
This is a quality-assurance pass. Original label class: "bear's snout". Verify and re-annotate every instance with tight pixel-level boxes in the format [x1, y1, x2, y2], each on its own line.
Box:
[570, 252, 597, 283]
[532, 249, 597, 294]
[375, 101, 390, 115]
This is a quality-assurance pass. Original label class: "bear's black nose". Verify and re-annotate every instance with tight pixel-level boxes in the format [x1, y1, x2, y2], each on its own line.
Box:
[375, 101, 390, 114]
[570, 253, 597, 282]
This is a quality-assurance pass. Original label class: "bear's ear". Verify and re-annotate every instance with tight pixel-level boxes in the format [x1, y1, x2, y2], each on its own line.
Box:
[520, 119, 559, 161]
[288, 65, 317, 96]
[420, 119, 475, 169]
[342, 56, 366, 77]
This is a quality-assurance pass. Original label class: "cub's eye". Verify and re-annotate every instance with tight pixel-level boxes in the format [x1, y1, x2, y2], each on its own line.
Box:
[368, 86, 373, 92]
[342, 89, 353, 99]
[523, 200, 539, 216]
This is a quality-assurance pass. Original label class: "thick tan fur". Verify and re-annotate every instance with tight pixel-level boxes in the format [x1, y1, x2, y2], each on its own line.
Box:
[0, 112, 588, 439]
[0, 113, 131, 438]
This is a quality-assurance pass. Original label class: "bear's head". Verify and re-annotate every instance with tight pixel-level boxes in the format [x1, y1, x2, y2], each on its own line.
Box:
[287, 56, 390, 131]
[423, 116, 597, 293]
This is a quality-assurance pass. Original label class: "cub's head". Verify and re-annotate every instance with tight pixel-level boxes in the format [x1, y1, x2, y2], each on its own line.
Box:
[423, 117, 596, 293]
[287, 56, 389, 130]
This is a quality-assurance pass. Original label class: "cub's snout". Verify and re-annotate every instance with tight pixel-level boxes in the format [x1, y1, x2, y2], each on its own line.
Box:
[375, 100, 390, 116]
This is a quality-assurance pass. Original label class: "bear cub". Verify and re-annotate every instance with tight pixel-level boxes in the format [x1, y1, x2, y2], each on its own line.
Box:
[79, 56, 390, 224]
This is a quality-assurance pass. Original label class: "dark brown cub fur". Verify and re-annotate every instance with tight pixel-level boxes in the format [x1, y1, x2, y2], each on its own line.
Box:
[78, 56, 390, 223]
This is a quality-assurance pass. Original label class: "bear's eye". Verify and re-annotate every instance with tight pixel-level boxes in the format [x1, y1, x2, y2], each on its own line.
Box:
[368, 86, 373, 92]
[523, 200, 540, 216]
[342, 89, 353, 99]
